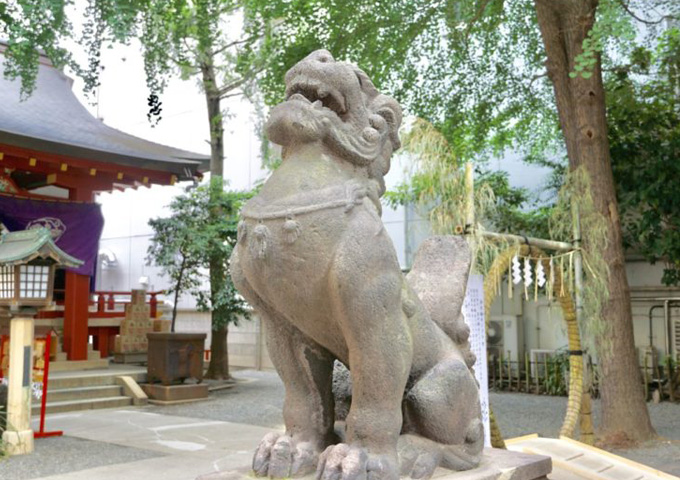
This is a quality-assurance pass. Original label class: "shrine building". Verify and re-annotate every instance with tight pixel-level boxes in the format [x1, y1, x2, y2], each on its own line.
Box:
[0, 42, 209, 362]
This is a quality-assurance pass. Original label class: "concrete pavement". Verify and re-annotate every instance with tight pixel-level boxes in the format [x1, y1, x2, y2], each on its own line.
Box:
[27, 408, 271, 480]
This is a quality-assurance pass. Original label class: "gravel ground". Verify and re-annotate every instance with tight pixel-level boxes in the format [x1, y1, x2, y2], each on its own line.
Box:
[143, 370, 286, 429]
[1, 369, 679, 478]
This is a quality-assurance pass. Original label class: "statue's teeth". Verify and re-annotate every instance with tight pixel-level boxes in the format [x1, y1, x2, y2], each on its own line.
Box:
[313, 100, 323, 109]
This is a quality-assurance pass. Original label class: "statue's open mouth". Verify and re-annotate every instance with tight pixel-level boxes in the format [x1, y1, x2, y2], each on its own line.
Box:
[285, 76, 347, 117]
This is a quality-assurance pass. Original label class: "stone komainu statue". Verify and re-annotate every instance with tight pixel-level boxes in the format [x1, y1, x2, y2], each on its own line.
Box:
[231, 50, 483, 480]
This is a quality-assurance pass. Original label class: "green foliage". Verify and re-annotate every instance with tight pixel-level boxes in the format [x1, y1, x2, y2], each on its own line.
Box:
[384, 118, 552, 273]
[244, 0, 561, 164]
[607, 26, 680, 286]
[77, 0, 266, 102]
[570, 0, 635, 79]
[543, 349, 569, 396]
[1, 0, 268, 108]
[549, 168, 611, 357]
[0, 0, 74, 97]
[147, 180, 252, 332]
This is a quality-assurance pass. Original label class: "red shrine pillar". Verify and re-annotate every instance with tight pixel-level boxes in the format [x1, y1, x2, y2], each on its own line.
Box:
[63, 187, 94, 361]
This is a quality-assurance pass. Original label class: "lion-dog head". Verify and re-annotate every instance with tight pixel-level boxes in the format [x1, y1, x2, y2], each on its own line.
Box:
[266, 50, 402, 196]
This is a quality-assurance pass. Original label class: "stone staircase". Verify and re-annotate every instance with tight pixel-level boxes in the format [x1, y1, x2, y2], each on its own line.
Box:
[33, 365, 147, 415]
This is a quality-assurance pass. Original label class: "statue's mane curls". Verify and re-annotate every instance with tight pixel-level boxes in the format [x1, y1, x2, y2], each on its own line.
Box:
[353, 68, 402, 152]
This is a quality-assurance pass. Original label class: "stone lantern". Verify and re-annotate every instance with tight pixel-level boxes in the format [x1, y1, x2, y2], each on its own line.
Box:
[0, 228, 81, 455]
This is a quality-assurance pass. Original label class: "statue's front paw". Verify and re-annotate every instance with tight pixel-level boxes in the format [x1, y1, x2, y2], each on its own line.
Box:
[398, 440, 442, 480]
[317, 443, 398, 480]
[253, 432, 319, 478]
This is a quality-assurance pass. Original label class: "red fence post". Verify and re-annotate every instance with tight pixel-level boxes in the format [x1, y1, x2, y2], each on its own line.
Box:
[97, 294, 105, 313]
[34, 332, 63, 439]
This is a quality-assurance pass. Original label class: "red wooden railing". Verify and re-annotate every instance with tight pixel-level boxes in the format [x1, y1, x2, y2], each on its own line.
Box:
[35, 290, 162, 318]
[91, 290, 161, 319]
[34, 290, 164, 359]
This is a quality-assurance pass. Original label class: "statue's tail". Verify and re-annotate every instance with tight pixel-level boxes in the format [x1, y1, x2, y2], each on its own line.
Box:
[406, 236, 476, 369]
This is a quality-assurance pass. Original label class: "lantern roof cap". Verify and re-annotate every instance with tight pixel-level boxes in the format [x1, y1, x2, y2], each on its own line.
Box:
[0, 228, 83, 267]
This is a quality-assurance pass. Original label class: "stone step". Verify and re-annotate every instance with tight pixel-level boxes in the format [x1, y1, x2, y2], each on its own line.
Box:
[32, 396, 133, 415]
[50, 358, 110, 372]
[48, 368, 147, 390]
[43, 385, 124, 403]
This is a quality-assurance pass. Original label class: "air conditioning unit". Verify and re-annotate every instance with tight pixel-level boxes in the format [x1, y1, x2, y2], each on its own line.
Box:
[488, 315, 524, 372]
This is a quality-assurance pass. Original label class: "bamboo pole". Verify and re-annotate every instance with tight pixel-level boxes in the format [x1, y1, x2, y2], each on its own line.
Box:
[535, 358, 540, 394]
[478, 231, 573, 253]
[525, 352, 530, 393]
[465, 162, 475, 234]
[562, 201, 585, 439]
[579, 390, 595, 445]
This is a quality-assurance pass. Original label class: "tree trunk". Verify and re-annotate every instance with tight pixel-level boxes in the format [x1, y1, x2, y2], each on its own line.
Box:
[534, 0, 655, 441]
[201, 60, 225, 177]
[201, 58, 230, 379]
[171, 251, 187, 333]
[206, 323, 230, 380]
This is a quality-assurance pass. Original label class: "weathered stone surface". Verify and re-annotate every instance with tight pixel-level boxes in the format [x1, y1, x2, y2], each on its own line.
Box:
[231, 50, 483, 480]
[142, 383, 208, 402]
[196, 449, 551, 480]
[113, 289, 153, 357]
[146, 332, 206, 385]
[113, 352, 147, 364]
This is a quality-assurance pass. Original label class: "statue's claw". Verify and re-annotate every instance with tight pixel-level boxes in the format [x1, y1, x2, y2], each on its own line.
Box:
[253, 432, 319, 478]
[316, 443, 398, 480]
[398, 435, 442, 480]
[400, 452, 440, 480]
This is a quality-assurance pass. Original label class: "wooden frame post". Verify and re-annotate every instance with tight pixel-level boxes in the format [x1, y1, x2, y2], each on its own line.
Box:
[2, 315, 35, 455]
[62, 187, 94, 361]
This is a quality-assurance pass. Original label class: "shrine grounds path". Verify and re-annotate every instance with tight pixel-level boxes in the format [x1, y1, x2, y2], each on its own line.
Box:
[0, 368, 678, 479]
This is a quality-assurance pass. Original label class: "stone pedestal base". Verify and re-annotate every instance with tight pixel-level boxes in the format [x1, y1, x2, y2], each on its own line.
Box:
[196, 448, 551, 480]
[142, 383, 209, 404]
[2, 429, 35, 455]
[113, 352, 148, 364]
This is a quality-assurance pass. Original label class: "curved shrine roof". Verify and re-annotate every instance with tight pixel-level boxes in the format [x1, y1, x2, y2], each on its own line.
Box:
[0, 50, 209, 180]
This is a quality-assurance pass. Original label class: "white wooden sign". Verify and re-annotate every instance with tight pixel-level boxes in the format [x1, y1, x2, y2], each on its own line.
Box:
[462, 274, 491, 447]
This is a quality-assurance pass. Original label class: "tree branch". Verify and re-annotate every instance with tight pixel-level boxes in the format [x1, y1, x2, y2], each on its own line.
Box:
[617, 0, 678, 25]
[217, 65, 265, 99]
[464, 0, 492, 38]
[530, 71, 549, 87]
[221, 91, 244, 99]
[213, 33, 264, 57]
[217, 76, 249, 98]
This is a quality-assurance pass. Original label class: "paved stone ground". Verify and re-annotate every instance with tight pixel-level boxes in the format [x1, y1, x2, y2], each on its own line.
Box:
[1, 369, 678, 479]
